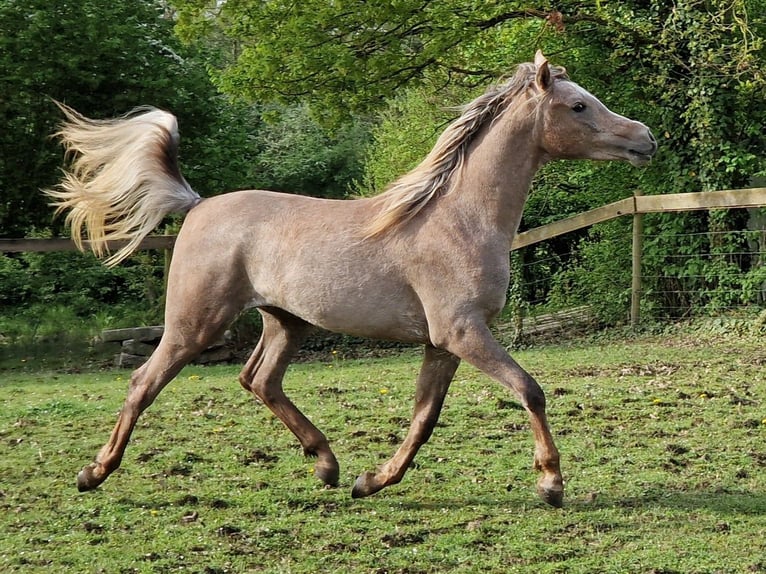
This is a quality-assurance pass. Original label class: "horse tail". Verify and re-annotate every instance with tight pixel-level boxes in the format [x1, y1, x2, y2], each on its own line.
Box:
[45, 102, 201, 267]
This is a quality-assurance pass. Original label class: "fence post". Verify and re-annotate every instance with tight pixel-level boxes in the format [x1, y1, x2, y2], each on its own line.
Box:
[163, 246, 173, 300]
[631, 189, 644, 327]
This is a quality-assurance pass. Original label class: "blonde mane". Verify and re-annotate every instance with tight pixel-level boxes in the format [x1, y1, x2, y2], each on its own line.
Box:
[366, 62, 567, 237]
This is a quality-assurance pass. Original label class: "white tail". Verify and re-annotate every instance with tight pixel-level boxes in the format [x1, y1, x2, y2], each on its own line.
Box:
[46, 103, 201, 266]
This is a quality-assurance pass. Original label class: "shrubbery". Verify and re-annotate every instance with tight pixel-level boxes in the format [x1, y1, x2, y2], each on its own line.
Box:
[0, 251, 166, 344]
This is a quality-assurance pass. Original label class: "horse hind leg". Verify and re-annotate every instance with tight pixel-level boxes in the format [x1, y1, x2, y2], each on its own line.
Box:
[78, 295, 244, 491]
[352, 345, 460, 498]
[77, 335, 205, 491]
[76, 221, 257, 491]
[239, 310, 340, 487]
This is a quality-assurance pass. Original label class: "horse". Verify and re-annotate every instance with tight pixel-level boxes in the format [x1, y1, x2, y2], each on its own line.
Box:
[47, 51, 656, 507]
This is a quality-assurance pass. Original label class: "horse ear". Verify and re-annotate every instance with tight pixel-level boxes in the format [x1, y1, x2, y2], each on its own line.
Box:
[534, 50, 552, 91]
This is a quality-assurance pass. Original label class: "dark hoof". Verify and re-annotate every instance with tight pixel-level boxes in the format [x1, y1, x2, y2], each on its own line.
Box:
[351, 471, 380, 499]
[537, 484, 564, 508]
[76, 463, 103, 492]
[314, 459, 340, 487]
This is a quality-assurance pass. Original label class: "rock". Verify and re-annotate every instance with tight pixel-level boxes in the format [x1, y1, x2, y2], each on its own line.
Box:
[121, 339, 156, 355]
[102, 326, 164, 343]
[196, 347, 234, 364]
[104, 327, 234, 368]
[115, 352, 149, 368]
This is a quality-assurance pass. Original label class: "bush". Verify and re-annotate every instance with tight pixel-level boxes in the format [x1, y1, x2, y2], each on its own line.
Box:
[0, 250, 166, 342]
[546, 219, 634, 325]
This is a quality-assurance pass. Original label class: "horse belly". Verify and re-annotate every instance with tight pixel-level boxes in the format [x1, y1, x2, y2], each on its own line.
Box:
[304, 280, 429, 342]
[315, 296, 430, 343]
[256, 262, 429, 343]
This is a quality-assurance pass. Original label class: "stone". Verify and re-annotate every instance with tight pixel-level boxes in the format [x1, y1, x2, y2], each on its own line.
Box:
[121, 339, 156, 356]
[102, 326, 164, 343]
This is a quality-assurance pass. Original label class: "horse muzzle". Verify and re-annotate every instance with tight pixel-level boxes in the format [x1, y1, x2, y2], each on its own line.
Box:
[626, 128, 658, 167]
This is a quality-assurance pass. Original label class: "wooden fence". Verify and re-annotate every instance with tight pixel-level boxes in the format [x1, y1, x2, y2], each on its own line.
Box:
[2, 187, 765, 325]
[0, 235, 176, 254]
[512, 188, 766, 249]
[512, 187, 766, 325]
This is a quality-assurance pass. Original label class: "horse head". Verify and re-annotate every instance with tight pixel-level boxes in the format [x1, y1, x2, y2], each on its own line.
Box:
[531, 51, 657, 167]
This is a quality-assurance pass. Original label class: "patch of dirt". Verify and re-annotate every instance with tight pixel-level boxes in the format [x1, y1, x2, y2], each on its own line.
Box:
[380, 532, 426, 548]
[565, 362, 681, 379]
[241, 449, 279, 466]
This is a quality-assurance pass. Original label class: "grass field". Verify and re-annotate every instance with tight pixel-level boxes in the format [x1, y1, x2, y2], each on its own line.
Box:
[1, 322, 765, 573]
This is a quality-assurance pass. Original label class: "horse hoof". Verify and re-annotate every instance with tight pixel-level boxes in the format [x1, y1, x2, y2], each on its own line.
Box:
[536, 476, 564, 508]
[76, 463, 103, 492]
[535, 470, 564, 507]
[351, 471, 380, 499]
[538, 485, 564, 508]
[314, 460, 340, 487]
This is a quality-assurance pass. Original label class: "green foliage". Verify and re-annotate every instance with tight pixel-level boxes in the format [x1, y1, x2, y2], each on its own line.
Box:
[0, 1, 375, 338]
[0, 250, 166, 343]
[356, 86, 467, 195]
[542, 1, 765, 321]
[0, 0, 214, 235]
[0, 255, 29, 307]
[251, 105, 371, 198]
[638, 0, 765, 192]
[640, 212, 766, 317]
[3, 0, 765, 333]
[331, 1, 764, 323]
[546, 219, 634, 324]
[173, 0, 531, 118]
[178, 99, 263, 196]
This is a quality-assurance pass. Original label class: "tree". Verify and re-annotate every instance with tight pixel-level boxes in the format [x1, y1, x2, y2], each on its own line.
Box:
[173, 1, 556, 115]
[174, 0, 765, 181]
[0, 0, 252, 329]
[249, 104, 370, 198]
[0, 0, 221, 236]
[0, 0, 375, 336]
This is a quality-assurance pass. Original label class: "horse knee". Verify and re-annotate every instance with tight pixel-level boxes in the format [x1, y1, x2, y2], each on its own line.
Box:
[520, 375, 546, 413]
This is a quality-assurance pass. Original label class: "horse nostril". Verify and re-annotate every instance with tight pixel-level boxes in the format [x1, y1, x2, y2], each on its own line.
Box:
[647, 129, 658, 152]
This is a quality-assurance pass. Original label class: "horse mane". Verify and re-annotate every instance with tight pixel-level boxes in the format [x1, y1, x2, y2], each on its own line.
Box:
[365, 62, 568, 237]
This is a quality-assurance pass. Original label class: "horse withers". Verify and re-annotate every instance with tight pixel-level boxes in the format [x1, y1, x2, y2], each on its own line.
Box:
[48, 51, 656, 507]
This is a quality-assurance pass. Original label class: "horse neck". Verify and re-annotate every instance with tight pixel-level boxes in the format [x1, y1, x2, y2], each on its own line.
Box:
[446, 106, 544, 245]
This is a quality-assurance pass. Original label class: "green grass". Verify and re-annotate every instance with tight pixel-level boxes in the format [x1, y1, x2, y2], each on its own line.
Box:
[1, 326, 765, 573]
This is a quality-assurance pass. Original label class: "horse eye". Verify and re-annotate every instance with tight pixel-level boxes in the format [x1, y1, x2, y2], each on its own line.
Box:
[572, 102, 587, 113]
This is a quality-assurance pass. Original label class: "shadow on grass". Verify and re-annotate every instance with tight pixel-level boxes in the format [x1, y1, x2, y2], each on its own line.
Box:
[0, 337, 116, 373]
[342, 487, 766, 516]
[585, 488, 766, 516]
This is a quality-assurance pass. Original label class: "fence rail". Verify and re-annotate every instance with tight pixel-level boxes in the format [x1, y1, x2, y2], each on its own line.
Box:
[0, 235, 176, 254]
[512, 187, 766, 250]
[512, 187, 766, 325]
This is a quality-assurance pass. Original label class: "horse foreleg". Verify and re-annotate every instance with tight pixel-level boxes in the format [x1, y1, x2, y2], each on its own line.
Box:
[352, 345, 460, 498]
[440, 320, 563, 507]
[238, 311, 340, 487]
[77, 341, 197, 491]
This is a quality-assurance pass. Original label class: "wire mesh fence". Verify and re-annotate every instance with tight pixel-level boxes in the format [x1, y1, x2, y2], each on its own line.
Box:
[510, 223, 766, 336]
[641, 228, 766, 316]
